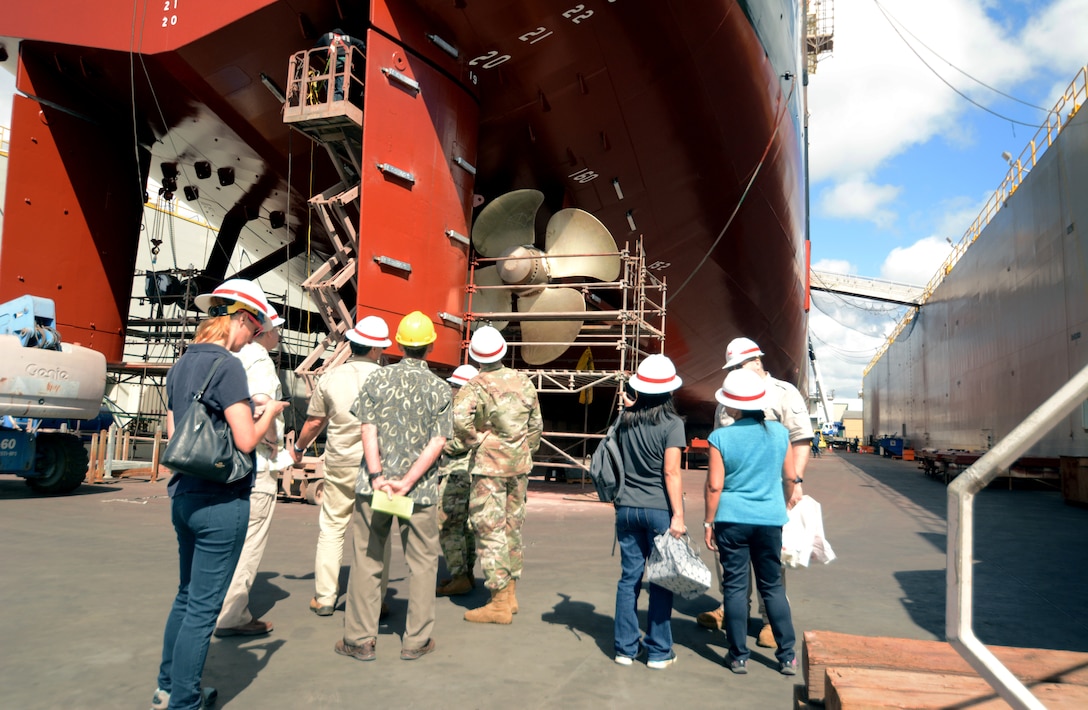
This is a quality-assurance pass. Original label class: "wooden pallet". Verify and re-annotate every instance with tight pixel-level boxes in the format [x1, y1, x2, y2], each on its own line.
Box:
[804, 630, 1088, 707]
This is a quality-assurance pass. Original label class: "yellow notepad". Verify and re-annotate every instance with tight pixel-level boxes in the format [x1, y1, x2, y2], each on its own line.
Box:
[371, 490, 415, 519]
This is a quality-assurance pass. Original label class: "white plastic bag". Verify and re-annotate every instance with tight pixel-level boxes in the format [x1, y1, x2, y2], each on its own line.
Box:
[781, 495, 836, 568]
[645, 533, 712, 599]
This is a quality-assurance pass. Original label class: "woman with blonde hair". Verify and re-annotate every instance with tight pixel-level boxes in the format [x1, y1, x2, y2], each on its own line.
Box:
[152, 279, 288, 710]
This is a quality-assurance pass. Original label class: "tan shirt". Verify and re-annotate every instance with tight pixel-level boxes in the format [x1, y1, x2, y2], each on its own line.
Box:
[236, 342, 283, 494]
[307, 357, 381, 470]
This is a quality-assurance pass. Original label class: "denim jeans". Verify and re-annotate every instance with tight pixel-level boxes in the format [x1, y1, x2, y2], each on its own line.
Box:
[715, 522, 795, 664]
[157, 492, 248, 709]
[614, 506, 674, 661]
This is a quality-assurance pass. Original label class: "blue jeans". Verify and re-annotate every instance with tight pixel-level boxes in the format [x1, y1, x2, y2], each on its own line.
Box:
[157, 492, 248, 709]
[614, 506, 674, 661]
[715, 522, 795, 664]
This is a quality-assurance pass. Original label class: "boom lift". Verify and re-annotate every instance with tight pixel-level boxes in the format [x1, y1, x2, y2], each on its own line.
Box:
[0, 296, 107, 493]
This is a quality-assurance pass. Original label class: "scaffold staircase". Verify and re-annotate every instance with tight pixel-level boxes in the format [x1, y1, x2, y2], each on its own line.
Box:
[282, 46, 367, 389]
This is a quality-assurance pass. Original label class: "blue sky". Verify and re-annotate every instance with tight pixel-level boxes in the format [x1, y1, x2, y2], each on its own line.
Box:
[806, 0, 1088, 403]
[2, 0, 1086, 409]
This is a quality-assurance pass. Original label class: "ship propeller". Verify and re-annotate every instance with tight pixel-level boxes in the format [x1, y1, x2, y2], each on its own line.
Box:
[469, 189, 621, 365]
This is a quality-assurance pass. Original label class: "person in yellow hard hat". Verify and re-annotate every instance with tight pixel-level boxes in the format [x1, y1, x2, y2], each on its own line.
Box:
[336, 311, 452, 662]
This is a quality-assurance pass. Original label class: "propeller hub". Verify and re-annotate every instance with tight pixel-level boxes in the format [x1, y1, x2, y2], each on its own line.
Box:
[497, 245, 549, 289]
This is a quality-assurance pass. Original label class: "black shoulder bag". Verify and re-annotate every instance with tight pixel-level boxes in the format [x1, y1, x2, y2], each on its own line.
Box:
[162, 357, 254, 485]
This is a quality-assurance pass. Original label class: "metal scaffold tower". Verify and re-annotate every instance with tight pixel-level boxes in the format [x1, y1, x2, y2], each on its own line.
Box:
[464, 238, 667, 473]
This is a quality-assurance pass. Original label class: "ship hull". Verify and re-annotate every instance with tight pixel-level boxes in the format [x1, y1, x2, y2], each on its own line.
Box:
[0, 0, 809, 426]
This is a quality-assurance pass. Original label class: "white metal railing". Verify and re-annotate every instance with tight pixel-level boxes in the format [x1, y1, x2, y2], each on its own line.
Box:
[946, 360, 1088, 709]
[865, 65, 1087, 376]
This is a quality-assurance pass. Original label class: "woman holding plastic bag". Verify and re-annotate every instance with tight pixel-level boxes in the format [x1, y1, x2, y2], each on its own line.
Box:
[703, 369, 800, 676]
[611, 355, 687, 670]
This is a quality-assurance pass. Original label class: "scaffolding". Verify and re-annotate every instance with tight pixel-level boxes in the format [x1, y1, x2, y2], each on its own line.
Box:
[464, 237, 667, 473]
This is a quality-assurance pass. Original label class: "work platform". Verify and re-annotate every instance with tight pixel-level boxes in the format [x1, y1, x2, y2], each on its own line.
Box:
[3, 449, 1086, 708]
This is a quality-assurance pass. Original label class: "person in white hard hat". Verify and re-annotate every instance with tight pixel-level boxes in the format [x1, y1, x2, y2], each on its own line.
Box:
[698, 336, 812, 647]
[456, 326, 542, 625]
[611, 354, 687, 670]
[703, 368, 799, 676]
[153, 279, 288, 710]
[215, 298, 288, 638]
[434, 363, 480, 596]
[291, 316, 393, 618]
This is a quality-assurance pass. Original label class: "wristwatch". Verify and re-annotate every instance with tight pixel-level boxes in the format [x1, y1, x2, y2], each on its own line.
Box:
[703, 521, 714, 529]
[792, 476, 804, 484]
[368, 471, 383, 482]
[293, 443, 305, 454]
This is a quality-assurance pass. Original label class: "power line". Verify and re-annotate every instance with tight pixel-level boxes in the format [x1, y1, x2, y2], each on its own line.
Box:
[873, 0, 1049, 112]
[872, 0, 1044, 128]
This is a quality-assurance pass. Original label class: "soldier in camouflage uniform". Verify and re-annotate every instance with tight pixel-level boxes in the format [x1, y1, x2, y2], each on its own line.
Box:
[335, 311, 452, 663]
[456, 327, 542, 625]
[436, 364, 479, 596]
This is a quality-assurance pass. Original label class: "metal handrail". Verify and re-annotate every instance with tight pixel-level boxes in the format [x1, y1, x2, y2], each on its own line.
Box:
[865, 65, 1087, 376]
[946, 360, 1088, 709]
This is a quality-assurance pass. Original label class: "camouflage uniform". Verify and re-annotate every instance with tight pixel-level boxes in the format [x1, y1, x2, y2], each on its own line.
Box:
[344, 357, 451, 650]
[454, 362, 542, 591]
[437, 446, 475, 578]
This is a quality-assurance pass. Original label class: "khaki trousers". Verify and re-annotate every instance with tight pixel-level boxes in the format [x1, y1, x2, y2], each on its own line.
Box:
[343, 496, 438, 651]
[217, 491, 276, 628]
[314, 469, 389, 606]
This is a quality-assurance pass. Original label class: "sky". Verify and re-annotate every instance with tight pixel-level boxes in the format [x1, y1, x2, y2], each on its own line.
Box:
[2, 0, 1087, 412]
[806, 0, 1088, 405]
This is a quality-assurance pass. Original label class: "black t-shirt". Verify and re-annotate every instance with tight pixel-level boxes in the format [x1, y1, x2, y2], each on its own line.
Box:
[165, 343, 254, 498]
[613, 413, 686, 511]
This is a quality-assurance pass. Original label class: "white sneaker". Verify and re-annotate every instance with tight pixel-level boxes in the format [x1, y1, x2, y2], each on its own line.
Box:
[151, 686, 217, 710]
[647, 654, 677, 670]
[614, 655, 634, 666]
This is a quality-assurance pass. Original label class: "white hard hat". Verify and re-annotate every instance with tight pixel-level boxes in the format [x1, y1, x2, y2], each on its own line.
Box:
[346, 315, 393, 348]
[447, 364, 479, 385]
[267, 311, 286, 328]
[716, 368, 770, 410]
[723, 337, 765, 369]
[629, 354, 682, 394]
[469, 326, 507, 364]
[194, 279, 270, 325]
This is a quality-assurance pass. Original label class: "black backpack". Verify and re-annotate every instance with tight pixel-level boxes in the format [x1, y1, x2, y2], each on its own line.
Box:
[588, 418, 624, 503]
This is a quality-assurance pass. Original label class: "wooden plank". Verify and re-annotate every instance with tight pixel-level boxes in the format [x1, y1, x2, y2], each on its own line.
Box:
[804, 630, 1088, 703]
[825, 667, 1088, 710]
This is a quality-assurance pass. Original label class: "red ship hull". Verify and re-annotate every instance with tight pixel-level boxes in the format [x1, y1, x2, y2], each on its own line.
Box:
[0, 0, 809, 425]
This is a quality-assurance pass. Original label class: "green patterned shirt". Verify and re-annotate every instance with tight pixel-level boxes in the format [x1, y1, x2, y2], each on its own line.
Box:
[351, 357, 452, 504]
[453, 362, 542, 477]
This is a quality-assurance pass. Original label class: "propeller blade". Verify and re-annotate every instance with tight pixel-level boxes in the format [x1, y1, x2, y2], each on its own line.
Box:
[544, 208, 621, 281]
[518, 287, 586, 365]
[471, 189, 545, 258]
[468, 266, 512, 331]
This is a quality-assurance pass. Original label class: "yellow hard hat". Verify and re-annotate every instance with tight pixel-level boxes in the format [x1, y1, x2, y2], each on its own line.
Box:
[395, 311, 437, 347]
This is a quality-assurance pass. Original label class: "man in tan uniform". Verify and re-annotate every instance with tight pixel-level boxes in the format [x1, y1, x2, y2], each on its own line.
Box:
[292, 316, 392, 616]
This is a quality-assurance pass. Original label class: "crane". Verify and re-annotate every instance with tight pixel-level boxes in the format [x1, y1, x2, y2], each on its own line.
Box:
[808, 339, 837, 435]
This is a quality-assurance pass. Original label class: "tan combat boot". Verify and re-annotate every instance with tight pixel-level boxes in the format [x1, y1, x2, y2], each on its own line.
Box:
[463, 585, 513, 624]
[508, 579, 518, 615]
[756, 623, 775, 648]
[436, 574, 473, 596]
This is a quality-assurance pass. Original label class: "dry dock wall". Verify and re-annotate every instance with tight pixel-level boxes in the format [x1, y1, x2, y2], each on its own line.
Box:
[863, 108, 1088, 456]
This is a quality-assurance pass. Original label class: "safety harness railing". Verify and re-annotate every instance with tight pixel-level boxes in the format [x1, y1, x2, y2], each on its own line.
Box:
[946, 360, 1088, 710]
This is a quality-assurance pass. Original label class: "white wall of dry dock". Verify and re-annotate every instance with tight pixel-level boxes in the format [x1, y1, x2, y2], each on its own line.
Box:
[863, 108, 1088, 457]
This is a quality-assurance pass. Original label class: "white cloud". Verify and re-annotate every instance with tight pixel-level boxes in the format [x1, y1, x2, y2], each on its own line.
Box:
[1023, 0, 1088, 69]
[879, 236, 953, 284]
[817, 175, 902, 226]
[812, 258, 855, 274]
[809, 0, 1042, 184]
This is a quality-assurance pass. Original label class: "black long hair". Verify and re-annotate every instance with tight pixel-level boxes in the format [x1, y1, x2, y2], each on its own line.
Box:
[618, 389, 681, 432]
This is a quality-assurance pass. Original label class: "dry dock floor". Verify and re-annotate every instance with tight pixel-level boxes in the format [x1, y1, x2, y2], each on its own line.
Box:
[2, 451, 1086, 708]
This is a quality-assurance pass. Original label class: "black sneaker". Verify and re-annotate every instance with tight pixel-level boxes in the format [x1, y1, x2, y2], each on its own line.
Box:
[724, 653, 747, 674]
[779, 658, 798, 675]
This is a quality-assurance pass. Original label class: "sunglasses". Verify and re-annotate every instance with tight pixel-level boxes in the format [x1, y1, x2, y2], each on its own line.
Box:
[238, 309, 265, 336]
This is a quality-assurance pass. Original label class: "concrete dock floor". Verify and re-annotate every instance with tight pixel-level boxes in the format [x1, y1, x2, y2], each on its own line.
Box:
[2, 451, 1086, 708]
